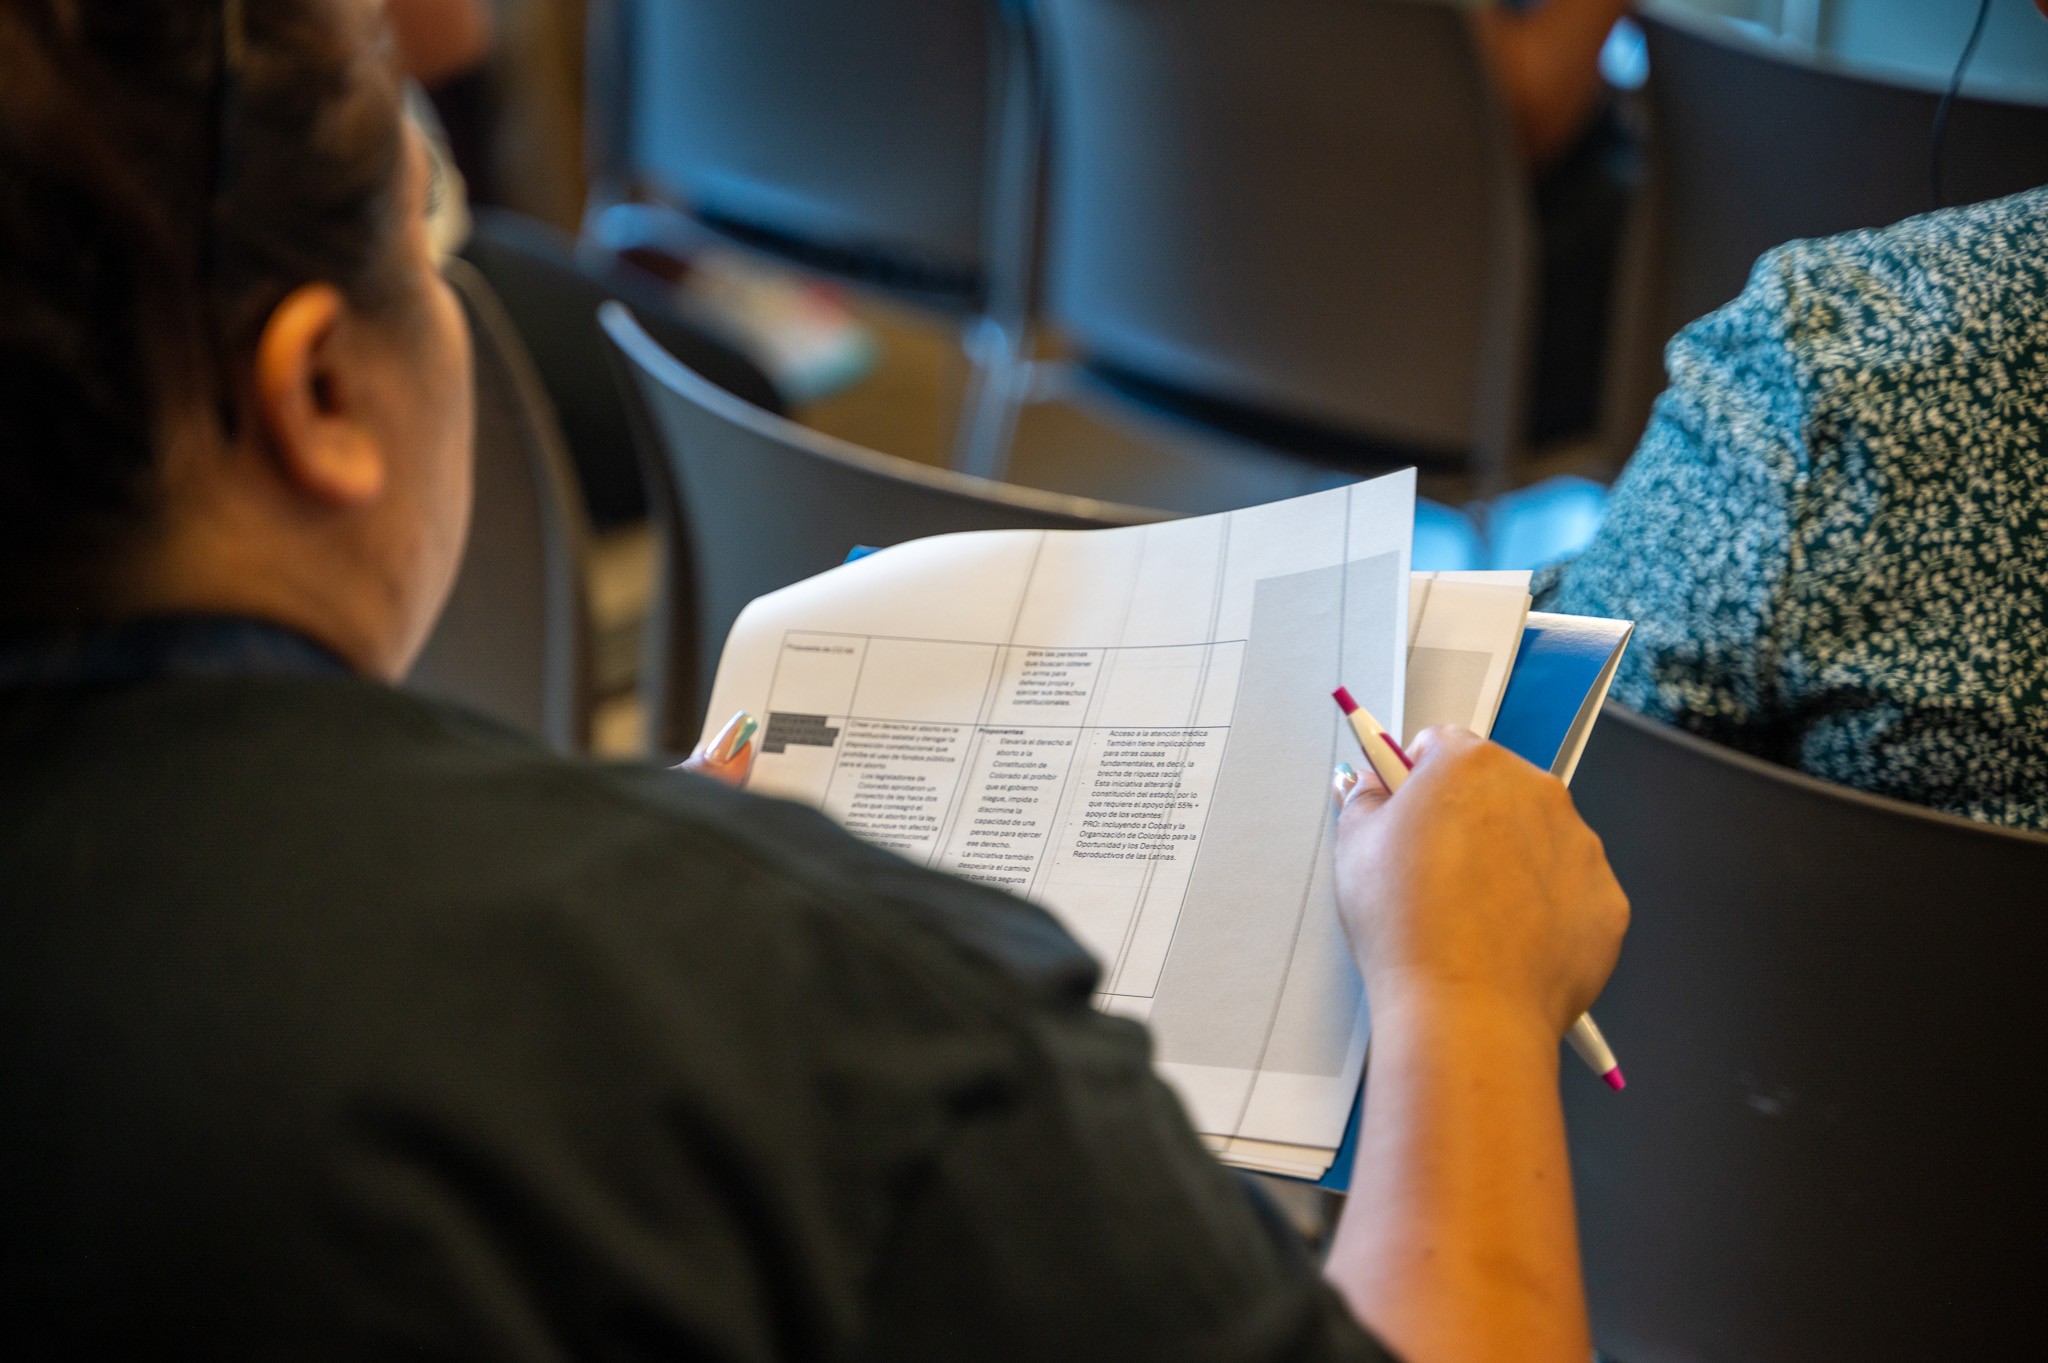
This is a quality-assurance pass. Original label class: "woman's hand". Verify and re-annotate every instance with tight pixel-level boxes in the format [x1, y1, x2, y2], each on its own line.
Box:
[1334, 724, 1627, 1038]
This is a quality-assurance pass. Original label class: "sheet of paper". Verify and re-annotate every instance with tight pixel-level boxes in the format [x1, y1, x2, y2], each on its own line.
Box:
[1405, 571, 1533, 744]
[703, 476, 1416, 1164]
[1196, 570, 1537, 1179]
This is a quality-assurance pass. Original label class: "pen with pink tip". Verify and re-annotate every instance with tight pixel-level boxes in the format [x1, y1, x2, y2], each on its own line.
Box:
[1332, 686, 1627, 1092]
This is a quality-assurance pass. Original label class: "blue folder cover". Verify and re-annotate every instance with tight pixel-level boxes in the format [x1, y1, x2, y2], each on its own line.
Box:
[1311, 611, 1633, 1192]
[1492, 613, 1636, 777]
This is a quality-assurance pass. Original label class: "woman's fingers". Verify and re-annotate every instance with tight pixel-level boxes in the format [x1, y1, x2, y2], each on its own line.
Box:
[1334, 761, 1391, 813]
[677, 711, 758, 787]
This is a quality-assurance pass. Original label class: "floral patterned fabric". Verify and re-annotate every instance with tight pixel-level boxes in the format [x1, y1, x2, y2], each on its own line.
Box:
[1536, 187, 2048, 829]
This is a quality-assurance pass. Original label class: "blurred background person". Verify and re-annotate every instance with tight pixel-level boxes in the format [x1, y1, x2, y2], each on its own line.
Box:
[1477, 0, 1635, 167]
[388, 0, 494, 87]
[389, 0, 500, 208]
[1471, 0, 1643, 444]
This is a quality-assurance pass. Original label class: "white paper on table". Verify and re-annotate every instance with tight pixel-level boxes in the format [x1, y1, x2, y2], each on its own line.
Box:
[702, 475, 1416, 1164]
[1406, 570, 1534, 744]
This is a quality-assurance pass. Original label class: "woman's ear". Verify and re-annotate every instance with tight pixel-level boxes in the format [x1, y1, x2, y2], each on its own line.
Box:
[252, 283, 387, 506]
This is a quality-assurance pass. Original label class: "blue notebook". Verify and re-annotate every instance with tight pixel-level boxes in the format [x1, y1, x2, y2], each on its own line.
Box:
[1491, 612, 1636, 783]
[1311, 611, 1634, 1192]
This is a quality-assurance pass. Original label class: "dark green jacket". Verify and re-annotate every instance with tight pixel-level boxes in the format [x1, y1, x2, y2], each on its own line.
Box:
[0, 667, 1386, 1362]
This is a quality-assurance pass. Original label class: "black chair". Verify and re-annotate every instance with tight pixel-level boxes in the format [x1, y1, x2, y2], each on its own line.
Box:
[407, 260, 594, 752]
[1565, 703, 2048, 1361]
[1032, 0, 1535, 496]
[1604, 14, 2048, 456]
[583, 0, 1043, 477]
[598, 302, 1171, 756]
[459, 208, 781, 531]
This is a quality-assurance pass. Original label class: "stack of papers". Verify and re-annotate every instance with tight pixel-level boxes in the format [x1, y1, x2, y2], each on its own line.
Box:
[1407, 569, 1534, 745]
[1311, 593, 1634, 1194]
[704, 472, 1629, 1182]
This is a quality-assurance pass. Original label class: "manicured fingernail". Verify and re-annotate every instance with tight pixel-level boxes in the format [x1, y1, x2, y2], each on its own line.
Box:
[1332, 762, 1359, 806]
[711, 711, 758, 762]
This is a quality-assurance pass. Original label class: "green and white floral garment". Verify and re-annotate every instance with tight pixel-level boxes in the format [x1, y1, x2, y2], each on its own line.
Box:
[1537, 186, 2048, 830]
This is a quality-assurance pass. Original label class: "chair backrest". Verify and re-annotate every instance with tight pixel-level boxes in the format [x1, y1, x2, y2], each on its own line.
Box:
[406, 260, 594, 751]
[586, 0, 1030, 308]
[1564, 703, 2048, 1360]
[1035, 0, 1533, 485]
[1607, 14, 2048, 445]
[460, 207, 782, 530]
[598, 302, 1172, 755]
